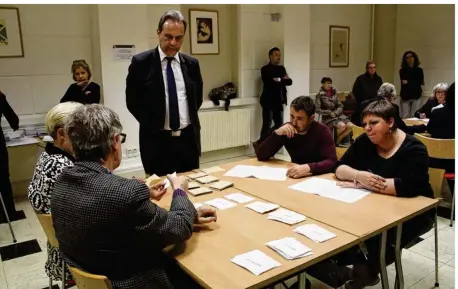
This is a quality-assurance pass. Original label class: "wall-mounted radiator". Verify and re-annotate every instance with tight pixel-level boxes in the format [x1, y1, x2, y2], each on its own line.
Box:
[199, 108, 251, 153]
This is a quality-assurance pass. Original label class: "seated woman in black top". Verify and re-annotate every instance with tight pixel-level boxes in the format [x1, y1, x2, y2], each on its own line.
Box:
[334, 100, 434, 289]
[60, 60, 100, 104]
[414, 82, 448, 119]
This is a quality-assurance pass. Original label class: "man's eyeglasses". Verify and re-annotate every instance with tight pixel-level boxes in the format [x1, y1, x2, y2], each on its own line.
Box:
[120, 133, 126, 144]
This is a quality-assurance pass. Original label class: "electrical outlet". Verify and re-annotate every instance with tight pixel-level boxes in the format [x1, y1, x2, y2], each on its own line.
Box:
[132, 148, 138, 156]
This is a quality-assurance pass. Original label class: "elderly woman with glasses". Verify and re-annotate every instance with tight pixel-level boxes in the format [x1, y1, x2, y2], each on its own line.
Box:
[414, 83, 448, 119]
[60, 59, 100, 104]
[28, 101, 83, 286]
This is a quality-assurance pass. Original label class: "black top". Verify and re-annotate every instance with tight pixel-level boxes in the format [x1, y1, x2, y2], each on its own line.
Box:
[60, 82, 101, 104]
[427, 104, 455, 140]
[414, 97, 438, 119]
[337, 133, 433, 199]
[352, 72, 383, 104]
[260, 63, 292, 110]
[0, 92, 19, 155]
[400, 67, 424, 100]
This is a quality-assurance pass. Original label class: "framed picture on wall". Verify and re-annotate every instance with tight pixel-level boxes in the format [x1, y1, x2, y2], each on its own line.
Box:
[0, 7, 24, 58]
[329, 25, 349, 67]
[189, 9, 219, 55]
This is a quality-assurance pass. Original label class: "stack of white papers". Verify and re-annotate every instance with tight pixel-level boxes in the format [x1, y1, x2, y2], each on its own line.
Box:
[245, 201, 280, 214]
[224, 165, 259, 178]
[266, 237, 313, 260]
[202, 166, 225, 174]
[289, 177, 370, 203]
[294, 224, 337, 243]
[188, 182, 200, 189]
[204, 198, 237, 210]
[194, 203, 204, 209]
[224, 192, 254, 203]
[188, 172, 207, 179]
[224, 165, 288, 181]
[231, 250, 281, 276]
[196, 175, 220, 184]
[210, 180, 234, 190]
[268, 208, 306, 225]
[188, 187, 213, 196]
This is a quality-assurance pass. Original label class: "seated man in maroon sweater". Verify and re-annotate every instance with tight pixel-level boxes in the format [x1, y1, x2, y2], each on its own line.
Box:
[255, 96, 337, 178]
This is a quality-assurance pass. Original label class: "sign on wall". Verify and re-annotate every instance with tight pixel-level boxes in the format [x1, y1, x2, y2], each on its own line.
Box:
[189, 10, 219, 55]
[113, 45, 136, 60]
[329, 26, 350, 68]
[0, 7, 24, 58]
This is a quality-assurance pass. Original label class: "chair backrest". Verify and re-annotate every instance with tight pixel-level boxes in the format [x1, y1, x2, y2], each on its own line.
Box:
[68, 266, 113, 289]
[36, 213, 59, 248]
[414, 133, 455, 160]
[429, 167, 446, 199]
[352, 125, 364, 140]
[336, 147, 348, 160]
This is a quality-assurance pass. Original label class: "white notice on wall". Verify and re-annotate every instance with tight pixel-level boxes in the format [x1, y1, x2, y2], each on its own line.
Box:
[113, 45, 136, 60]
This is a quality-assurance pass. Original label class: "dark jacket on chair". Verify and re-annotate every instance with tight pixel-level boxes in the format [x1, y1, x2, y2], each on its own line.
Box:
[51, 160, 197, 289]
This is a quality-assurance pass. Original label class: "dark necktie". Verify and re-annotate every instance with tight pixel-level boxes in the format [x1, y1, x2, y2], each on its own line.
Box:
[166, 57, 180, 131]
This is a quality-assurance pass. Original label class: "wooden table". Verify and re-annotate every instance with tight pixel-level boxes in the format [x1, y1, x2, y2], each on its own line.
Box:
[404, 118, 429, 126]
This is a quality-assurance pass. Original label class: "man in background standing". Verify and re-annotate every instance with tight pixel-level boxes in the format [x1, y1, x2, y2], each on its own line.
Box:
[126, 10, 203, 176]
[257, 47, 292, 144]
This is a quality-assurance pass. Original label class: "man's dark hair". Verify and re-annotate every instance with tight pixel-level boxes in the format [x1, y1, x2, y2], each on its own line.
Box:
[268, 47, 280, 56]
[291, 96, 316, 117]
[157, 10, 187, 33]
[321, 77, 332, 84]
[361, 99, 398, 131]
[401, 51, 421, 68]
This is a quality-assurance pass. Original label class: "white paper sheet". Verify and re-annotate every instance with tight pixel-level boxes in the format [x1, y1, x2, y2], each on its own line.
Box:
[188, 187, 213, 196]
[294, 224, 337, 243]
[164, 172, 177, 189]
[188, 172, 207, 179]
[224, 192, 254, 204]
[245, 201, 279, 214]
[231, 250, 281, 276]
[194, 203, 204, 209]
[266, 237, 313, 260]
[201, 166, 225, 174]
[196, 175, 220, 184]
[5, 136, 39, 147]
[224, 165, 288, 181]
[224, 165, 259, 178]
[204, 198, 237, 210]
[268, 208, 306, 225]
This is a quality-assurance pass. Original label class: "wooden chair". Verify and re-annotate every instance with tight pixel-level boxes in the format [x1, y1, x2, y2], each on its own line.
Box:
[351, 125, 364, 141]
[414, 134, 455, 226]
[68, 266, 113, 289]
[36, 213, 67, 289]
[336, 147, 348, 161]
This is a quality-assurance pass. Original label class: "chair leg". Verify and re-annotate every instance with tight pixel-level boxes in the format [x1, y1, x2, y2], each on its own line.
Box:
[435, 208, 440, 287]
[450, 185, 455, 227]
[49, 276, 52, 289]
[62, 259, 66, 289]
[0, 191, 16, 243]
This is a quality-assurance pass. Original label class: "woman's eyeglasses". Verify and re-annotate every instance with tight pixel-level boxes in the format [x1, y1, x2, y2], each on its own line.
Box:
[120, 133, 126, 144]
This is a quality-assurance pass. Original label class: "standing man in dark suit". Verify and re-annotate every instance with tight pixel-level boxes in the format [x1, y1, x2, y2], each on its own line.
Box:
[126, 10, 203, 176]
[258, 47, 292, 143]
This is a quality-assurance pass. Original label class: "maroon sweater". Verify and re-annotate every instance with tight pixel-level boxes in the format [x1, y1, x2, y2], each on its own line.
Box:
[255, 121, 337, 175]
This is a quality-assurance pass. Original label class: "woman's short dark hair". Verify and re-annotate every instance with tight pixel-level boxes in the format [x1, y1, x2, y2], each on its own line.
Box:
[71, 60, 92, 81]
[321, 77, 332, 84]
[401, 51, 421, 68]
[291, 96, 316, 118]
[361, 99, 398, 131]
[157, 10, 187, 33]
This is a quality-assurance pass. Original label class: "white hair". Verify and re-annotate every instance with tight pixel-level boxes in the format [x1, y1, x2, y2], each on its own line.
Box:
[377, 82, 397, 99]
[45, 102, 83, 139]
[432, 83, 448, 97]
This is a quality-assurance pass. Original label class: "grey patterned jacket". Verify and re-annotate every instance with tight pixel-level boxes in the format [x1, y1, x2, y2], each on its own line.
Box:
[315, 87, 345, 125]
[51, 160, 198, 289]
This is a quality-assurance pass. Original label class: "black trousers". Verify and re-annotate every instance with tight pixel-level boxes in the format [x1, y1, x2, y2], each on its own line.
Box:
[260, 107, 283, 141]
[139, 126, 199, 176]
[0, 141, 16, 217]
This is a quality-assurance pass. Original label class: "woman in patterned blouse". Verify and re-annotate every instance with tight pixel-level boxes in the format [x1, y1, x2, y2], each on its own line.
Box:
[28, 101, 83, 286]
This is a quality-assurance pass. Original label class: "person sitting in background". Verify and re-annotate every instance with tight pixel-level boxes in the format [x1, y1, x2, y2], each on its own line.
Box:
[414, 83, 448, 119]
[315, 77, 354, 144]
[334, 99, 434, 289]
[51, 104, 216, 289]
[60, 60, 100, 104]
[28, 101, 83, 287]
[356, 83, 426, 135]
[255, 96, 337, 178]
[427, 82, 455, 140]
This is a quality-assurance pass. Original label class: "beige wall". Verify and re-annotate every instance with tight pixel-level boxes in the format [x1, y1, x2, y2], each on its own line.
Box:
[374, 4, 397, 84]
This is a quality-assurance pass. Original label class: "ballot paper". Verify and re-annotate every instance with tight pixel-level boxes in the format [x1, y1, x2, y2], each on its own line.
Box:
[224, 165, 288, 181]
[293, 224, 337, 243]
[196, 175, 220, 184]
[289, 177, 370, 203]
[201, 166, 225, 174]
[245, 201, 279, 214]
[164, 172, 176, 189]
[145, 174, 161, 188]
[267, 208, 306, 225]
[188, 182, 200, 189]
[194, 203, 204, 209]
[204, 198, 237, 210]
[188, 172, 207, 179]
[224, 192, 254, 204]
[266, 237, 313, 260]
[209, 180, 234, 190]
[231, 250, 281, 276]
[188, 187, 213, 196]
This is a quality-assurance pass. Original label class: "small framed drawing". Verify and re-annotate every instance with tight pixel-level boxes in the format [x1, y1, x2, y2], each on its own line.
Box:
[329, 25, 349, 67]
[0, 7, 24, 58]
[189, 9, 219, 55]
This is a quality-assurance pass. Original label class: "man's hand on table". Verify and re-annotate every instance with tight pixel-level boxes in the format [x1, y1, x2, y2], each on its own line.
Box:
[287, 164, 312, 179]
[196, 206, 217, 224]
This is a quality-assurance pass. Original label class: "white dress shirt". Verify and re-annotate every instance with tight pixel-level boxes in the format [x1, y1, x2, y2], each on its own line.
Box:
[158, 46, 191, 131]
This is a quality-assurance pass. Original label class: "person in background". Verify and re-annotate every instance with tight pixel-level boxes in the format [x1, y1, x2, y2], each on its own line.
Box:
[334, 100, 434, 289]
[255, 96, 337, 178]
[352, 61, 383, 107]
[399, 51, 424, 118]
[0, 90, 20, 222]
[356, 83, 426, 135]
[28, 101, 83, 287]
[427, 82, 455, 140]
[257, 47, 293, 143]
[414, 83, 448, 119]
[60, 59, 100, 104]
[51, 104, 216, 289]
[315, 77, 354, 144]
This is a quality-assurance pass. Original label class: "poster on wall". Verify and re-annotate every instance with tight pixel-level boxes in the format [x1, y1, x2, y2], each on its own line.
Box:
[0, 7, 24, 58]
[189, 10, 219, 55]
[329, 26, 349, 67]
[112, 45, 136, 60]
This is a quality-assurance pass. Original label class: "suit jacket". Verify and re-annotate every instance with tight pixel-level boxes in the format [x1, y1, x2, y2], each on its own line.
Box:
[260, 63, 292, 111]
[51, 160, 197, 289]
[0, 92, 19, 171]
[126, 47, 203, 154]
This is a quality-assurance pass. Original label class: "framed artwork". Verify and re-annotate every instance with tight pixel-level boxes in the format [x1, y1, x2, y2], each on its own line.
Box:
[189, 9, 219, 55]
[329, 25, 349, 67]
[0, 7, 24, 58]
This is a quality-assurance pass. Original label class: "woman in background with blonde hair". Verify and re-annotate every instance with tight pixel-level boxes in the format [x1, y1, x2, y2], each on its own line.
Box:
[28, 101, 83, 286]
[60, 59, 100, 104]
